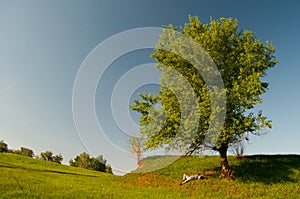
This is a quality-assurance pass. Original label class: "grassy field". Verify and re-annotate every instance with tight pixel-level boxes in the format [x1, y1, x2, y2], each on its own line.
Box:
[0, 153, 299, 198]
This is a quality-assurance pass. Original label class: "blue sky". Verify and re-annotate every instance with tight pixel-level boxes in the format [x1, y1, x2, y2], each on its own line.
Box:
[0, 0, 299, 174]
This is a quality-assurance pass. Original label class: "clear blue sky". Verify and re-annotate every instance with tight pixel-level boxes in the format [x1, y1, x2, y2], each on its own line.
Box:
[0, 0, 299, 174]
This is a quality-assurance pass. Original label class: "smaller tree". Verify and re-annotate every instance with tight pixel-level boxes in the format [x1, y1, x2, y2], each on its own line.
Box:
[41, 151, 63, 164]
[52, 154, 63, 164]
[230, 140, 246, 159]
[129, 136, 144, 168]
[40, 151, 53, 161]
[70, 152, 90, 168]
[89, 157, 106, 172]
[20, 147, 34, 157]
[69, 152, 107, 172]
[69, 159, 76, 167]
[105, 164, 113, 174]
[0, 140, 8, 153]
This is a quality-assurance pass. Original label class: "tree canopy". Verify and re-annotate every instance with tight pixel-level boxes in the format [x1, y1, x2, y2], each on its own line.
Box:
[69, 152, 111, 173]
[40, 151, 63, 164]
[131, 16, 277, 177]
[0, 140, 8, 153]
[20, 147, 34, 157]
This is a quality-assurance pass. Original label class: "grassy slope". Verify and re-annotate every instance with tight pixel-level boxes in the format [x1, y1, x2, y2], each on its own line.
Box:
[0, 153, 152, 199]
[1, 153, 300, 198]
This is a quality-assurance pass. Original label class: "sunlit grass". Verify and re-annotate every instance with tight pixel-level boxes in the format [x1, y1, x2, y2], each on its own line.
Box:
[0, 153, 299, 198]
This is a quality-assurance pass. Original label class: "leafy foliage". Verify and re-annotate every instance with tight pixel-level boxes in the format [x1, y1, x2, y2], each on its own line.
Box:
[0, 140, 8, 153]
[52, 154, 63, 164]
[131, 16, 277, 155]
[105, 164, 113, 174]
[8, 147, 34, 158]
[19, 147, 34, 157]
[40, 151, 54, 161]
[69, 152, 110, 173]
[40, 151, 63, 164]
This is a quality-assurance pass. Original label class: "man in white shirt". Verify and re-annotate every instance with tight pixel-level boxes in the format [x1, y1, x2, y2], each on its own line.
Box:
[180, 173, 205, 185]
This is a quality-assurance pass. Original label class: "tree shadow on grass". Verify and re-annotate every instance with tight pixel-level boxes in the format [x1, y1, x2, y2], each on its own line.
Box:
[231, 155, 300, 184]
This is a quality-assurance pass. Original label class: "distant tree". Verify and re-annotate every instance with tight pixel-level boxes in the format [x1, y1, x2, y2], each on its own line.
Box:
[52, 154, 63, 164]
[89, 157, 106, 172]
[20, 147, 34, 157]
[40, 151, 63, 164]
[0, 140, 8, 153]
[69, 159, 76, 167]
[230, 140, 246, 159]
[40, 151, 53, 161]
[70, 152, 89, 168]
[69, 152, 107, 172]
[129, 137, 144, 168]
[105, 164, 113, 174]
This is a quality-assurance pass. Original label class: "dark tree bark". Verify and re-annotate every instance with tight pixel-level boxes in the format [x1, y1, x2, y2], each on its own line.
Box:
[214, 143, 235, 179]
[219, 144, 230, 178]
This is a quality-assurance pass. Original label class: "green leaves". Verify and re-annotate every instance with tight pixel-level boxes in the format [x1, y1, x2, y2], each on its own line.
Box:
[131, 16, 277, 154]
[69, 152, 108, 172]
[0, 140, 8, 153]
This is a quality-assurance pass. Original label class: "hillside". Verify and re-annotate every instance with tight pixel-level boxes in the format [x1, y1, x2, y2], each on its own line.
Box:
[0, 153, 299, 198]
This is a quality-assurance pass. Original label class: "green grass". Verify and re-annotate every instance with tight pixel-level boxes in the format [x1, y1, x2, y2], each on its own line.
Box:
[1, 153, 299, 198]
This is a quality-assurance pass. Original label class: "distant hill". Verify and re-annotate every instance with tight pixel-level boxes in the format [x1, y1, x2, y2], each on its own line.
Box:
[1, 153, 299, 198]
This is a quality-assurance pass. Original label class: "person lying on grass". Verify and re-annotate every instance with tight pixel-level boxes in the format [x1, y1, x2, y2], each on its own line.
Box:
[180, 173, 206, 185]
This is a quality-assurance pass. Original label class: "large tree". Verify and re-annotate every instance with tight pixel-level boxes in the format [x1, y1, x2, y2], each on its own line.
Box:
[131, 16, 277, 177]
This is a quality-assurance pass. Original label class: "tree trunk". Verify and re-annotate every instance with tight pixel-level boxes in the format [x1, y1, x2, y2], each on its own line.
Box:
[218, 144, 235, 179]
